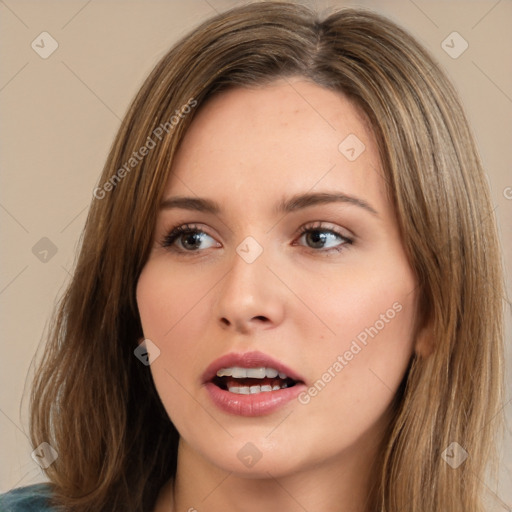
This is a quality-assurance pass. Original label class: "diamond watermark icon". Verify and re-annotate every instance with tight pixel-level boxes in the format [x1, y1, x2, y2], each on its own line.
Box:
[441, 32, 468, 59]
[441, 441, 468, 469]
[237, 442, 263, 468]
[236, 236, 263, 264]
[31, 442, 58, 469]
[32, 237, 58, 263]
[134, 339, 160, 366]
[31, 32, 59, 59]
[338, 134, 366, 161]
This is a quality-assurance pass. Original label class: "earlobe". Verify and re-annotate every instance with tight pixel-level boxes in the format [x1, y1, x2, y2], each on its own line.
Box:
[414, 323, 435, 359]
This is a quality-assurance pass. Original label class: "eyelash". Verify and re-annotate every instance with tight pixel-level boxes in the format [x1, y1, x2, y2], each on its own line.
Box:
[161, 222, 353, 254]
[161, 224, 210, 251]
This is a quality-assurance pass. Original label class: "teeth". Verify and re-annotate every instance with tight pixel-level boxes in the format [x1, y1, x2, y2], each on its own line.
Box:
[247, 368, 266, 378]
[232, 367, 247, 378]
[216, 366, 288, 379]
[227, 383, 289, 394]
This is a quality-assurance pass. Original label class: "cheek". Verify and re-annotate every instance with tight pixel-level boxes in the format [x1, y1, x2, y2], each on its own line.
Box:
[136, 260, 217, 341]
[136, 261, 210, 384]
[294, 262, 417, 427]
[136, 262, 218, 431]
[322, 271, 416, 361]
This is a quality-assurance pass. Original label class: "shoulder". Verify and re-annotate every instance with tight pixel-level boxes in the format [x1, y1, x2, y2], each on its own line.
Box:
[0, 483, 56, 511]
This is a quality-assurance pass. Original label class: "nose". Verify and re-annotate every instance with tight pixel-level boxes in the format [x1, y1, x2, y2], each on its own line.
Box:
[214, 246, 286, 334]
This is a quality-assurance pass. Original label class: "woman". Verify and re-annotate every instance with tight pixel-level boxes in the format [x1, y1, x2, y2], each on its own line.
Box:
[0, 2, 505, 511]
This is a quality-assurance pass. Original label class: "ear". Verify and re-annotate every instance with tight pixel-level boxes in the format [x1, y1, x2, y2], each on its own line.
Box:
[414, 321, 435, 359]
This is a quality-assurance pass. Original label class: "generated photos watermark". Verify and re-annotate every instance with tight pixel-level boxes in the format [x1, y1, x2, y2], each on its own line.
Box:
[134, 338, 161, 366]
[31, 442, 58, 469]
[93, 97, 197, 200]
[298, 301, 403, 405]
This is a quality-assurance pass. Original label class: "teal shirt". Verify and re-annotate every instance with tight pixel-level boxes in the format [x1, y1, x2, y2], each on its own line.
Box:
[0, 483, 55, 511]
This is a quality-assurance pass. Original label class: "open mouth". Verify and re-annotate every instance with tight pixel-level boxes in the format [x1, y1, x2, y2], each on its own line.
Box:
[212, 366, 299, 395]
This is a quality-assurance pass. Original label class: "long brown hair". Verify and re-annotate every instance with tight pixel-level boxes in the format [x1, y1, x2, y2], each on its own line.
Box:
[29, 2, 505, 511]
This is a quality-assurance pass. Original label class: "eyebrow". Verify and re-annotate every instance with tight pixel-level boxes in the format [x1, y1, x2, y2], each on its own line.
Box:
[275, 191, 378, 216]
[160, 191, 378, 216]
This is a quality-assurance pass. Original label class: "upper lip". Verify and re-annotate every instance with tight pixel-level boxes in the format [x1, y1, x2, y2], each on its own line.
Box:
[202, 350, 305, 384]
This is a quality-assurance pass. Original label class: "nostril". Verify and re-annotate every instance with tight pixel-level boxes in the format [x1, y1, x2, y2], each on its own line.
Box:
[218, 315, 269, 330]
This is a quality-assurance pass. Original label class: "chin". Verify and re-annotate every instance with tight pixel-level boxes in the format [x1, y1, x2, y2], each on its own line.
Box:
[189, 433, 318, 479]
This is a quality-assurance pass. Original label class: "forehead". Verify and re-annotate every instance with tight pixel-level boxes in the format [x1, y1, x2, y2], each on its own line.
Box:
[164, 79, 387, 217]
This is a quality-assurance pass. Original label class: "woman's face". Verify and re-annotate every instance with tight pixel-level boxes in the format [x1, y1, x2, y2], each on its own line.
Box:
[137, 78, 421, 477]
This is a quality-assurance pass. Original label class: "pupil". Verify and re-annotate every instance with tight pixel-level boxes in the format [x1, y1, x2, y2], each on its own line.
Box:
[183, 233, 202, 249]
[307, 231, 326, 248]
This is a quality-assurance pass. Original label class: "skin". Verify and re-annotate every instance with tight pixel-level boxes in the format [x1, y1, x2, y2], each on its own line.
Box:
[136, 77, 429, 512]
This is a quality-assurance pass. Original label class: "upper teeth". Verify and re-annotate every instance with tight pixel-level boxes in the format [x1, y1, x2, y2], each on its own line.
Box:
[216, 367, 288, 379]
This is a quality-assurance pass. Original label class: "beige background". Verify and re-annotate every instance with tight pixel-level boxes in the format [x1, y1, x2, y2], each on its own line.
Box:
[1, 0, 510, 508]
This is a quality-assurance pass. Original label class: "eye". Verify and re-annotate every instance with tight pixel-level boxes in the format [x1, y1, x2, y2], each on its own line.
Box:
[294, 223, 353, 252]
[161, 224, 220, 252]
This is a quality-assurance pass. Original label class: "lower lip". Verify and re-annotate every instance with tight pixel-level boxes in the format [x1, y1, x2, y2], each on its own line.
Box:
[204, 381, 307, 416]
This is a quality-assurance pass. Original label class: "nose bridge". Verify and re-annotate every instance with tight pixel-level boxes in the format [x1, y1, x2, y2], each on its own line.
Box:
[221, 241, 268, 308]
[215, 238, 285, 331]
